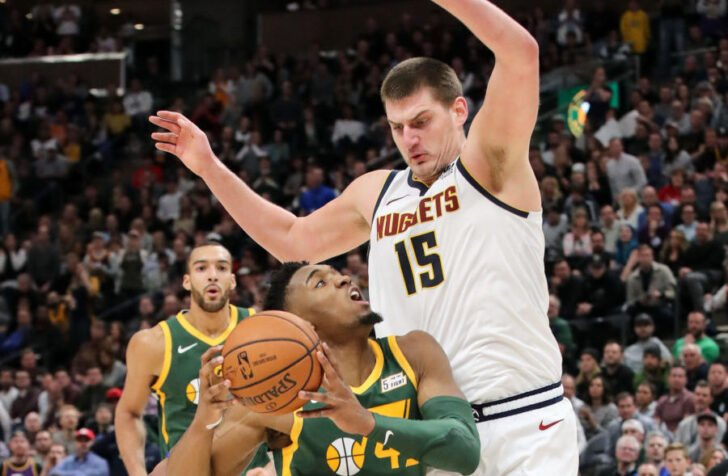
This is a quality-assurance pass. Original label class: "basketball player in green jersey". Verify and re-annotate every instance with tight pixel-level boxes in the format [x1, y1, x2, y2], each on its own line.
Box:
[115, 241, 267, 476]
[166, 262, 480, 476]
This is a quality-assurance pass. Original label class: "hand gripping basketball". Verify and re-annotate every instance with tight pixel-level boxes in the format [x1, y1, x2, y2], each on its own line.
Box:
[196, 345, 239, 429]
[298, 342, 376, 436]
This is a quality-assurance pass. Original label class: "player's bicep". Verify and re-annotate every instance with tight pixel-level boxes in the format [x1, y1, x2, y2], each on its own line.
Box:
[118, 331, 160, 415]
[396, 332, 465, 408]
[462, 47, 539, 190]
[288, 170, 391, 263]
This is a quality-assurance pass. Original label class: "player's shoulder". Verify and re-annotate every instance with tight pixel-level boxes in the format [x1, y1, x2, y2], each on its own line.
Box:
[345, 169, 397, 198]
[393, 331, 446, 376]
[126, 325, 166, 364]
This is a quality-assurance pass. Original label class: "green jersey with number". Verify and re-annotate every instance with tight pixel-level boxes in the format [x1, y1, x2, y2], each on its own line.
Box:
[151, 304, 269, 468]
[273, 336, 423, 476]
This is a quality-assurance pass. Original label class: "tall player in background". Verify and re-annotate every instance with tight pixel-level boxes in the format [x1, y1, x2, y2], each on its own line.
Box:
[149, 0, 578, 473]
[115, 242, 267, 476]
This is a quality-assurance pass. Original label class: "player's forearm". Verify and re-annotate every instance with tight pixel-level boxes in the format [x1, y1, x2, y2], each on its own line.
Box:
[367, 396, 480, 474]
[115, 411, 148, 476]
[199, 161, 308, 262]
[431, 0, 537, 62]
[169, 418, 214, 476]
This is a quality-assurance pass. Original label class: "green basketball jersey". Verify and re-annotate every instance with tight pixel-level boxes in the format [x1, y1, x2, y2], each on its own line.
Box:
[151, 303, 269, 470]
[273, 336, 423, 476]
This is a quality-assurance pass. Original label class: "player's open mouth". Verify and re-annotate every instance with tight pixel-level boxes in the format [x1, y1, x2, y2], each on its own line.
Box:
[349, 286, 368, 304]
[205, 287, 220, 297]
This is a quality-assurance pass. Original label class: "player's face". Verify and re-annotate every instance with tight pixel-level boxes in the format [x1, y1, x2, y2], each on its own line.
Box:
[287, 265, 380, 336]
[385, 88, 467, 183]
[184, 245, 235, 313]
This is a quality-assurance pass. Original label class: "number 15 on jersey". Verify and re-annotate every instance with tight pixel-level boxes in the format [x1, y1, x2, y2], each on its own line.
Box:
[393, 231, 445, 296]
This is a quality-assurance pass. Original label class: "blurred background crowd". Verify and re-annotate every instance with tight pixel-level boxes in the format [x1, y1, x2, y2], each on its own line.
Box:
[5, 0, 728, 475]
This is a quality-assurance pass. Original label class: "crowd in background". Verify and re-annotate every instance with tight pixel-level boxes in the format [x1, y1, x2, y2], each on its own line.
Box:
[4, 0, 728, 475]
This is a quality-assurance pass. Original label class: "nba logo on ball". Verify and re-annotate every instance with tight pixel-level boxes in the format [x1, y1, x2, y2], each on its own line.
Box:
[237, 351, 253, 380]
[326, 437, 366, 475]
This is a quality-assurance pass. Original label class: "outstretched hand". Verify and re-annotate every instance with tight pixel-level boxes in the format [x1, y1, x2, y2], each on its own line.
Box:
[149, 111, 218, 177]
[298, 342, 375, 436]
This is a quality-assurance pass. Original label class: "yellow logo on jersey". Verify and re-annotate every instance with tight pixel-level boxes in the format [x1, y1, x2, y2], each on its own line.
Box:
[326, 437, 367, 475]
[376, 185, 460, 240]
[186, 365, 222, 405]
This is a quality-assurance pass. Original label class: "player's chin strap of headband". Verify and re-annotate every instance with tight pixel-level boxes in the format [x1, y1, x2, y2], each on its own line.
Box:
[367, 396, 480, 474]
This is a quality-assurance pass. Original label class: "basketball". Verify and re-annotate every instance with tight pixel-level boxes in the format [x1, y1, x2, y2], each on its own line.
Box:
[222, 310, 323, 414]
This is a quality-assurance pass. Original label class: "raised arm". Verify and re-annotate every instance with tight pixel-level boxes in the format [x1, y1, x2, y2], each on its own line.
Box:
[115, 328, 164, 476]
[433, 0, 541, 211]
[150, 112, 390, 263]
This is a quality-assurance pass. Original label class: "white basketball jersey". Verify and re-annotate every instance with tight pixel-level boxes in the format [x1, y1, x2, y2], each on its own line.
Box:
[369, 159, 562, 404]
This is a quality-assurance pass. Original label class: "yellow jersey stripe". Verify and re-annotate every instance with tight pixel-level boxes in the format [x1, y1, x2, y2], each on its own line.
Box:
[351, 339, 384, 395]
[176, 304, 239, 346]
[387, 335, 418, 391]
[281, 412, 304, 476]
[151, 321, 172, 443]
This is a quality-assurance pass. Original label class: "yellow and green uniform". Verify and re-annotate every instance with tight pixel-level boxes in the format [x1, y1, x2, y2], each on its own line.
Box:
[274, 336, 423, 476]
[151, 304, 269, 467]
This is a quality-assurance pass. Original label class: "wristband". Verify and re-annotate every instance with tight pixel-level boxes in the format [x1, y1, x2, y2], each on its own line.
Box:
[205, 415, 223, 430]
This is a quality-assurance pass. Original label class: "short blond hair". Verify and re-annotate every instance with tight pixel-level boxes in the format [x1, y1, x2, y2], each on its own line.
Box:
[381, 57, 462, 108]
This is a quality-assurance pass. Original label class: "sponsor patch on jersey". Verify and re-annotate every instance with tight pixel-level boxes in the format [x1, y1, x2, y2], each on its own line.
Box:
[380, 372, 407, 393]
[438, 161, 456, 179]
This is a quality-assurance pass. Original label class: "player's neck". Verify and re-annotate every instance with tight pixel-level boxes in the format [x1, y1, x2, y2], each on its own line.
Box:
[186, 303, 231, 338]
[329, 338, 376, 389]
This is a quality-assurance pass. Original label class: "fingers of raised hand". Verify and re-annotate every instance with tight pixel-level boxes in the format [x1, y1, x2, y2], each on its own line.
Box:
[200, 345, 224, 367]
[151, 132, 178, 143]
[149, 115, 181, 135]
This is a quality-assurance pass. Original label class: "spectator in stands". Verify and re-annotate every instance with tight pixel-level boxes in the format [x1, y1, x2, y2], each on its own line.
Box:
[624, 314, 672, 373]
[708, 362, 728, 419]
[643, 432, 669, 476]
[673, 312, 720, 364]
[638, 205, 670, 253]
[597, 434, 641, 476]
[659, 229, 689, 278]
[664, 443, 691, 476]
[563, 208, 593, 262]
[618, 189, 644, 229]
[689, 412, 721, 464]
[299, 164, 336, 216]
[2, 431, 41, 475]
[682, 344, 710, 391]
[543, 205, 568, 261]
[123, 79, 153, 131]
[10, 370, 38, 423]
[576, 348, 602, 399]
[709, 200, 728, 247]
[52, 405, 79, 456]
[600, 205, 621, 254]
[655, 365, 696, 433]
[563, 373, 585, 413]
[580, 374, 619, 438]
[607, 392, 658, 451]
[677, 204, 699, 242]
[549, 294, 576, 370]
[633, 345, 669, 397]
[620, 0, 650, 55]
[50, 428, 108, 476]
[40, 444, 67, 476]
[576, 254, 624, 319]
[677, 381, 725, 447]
[609, 139, 648, 198]
[678, 223, 725, 316]
[554, 0, 584, 47]
[603, 341, 636, 399]
[635, 382, 657, 418]
[77, 366, 108, 418]
[625, 245, 676, 331]
[33, 430, 52, 466]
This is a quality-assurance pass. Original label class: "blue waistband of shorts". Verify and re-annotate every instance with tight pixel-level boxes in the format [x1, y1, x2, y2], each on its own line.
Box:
[471, 381, 563, 423]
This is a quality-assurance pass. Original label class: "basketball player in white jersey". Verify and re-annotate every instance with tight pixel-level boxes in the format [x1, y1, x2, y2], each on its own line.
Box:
[148, 0, 578, 474]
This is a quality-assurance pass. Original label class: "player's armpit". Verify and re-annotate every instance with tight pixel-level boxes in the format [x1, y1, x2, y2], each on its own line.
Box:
[395, 331, 465, 405]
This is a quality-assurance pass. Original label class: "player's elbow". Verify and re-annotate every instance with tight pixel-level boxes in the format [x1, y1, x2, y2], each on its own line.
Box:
[460, 438, 481, 475]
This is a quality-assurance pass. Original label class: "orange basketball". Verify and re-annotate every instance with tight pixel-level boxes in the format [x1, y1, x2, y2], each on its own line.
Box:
[222, 310, 323, 414]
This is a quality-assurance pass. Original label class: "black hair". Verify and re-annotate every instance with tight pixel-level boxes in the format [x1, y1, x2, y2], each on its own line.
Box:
[185, 240, 230, 273]
[263, 262, 308, 311]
